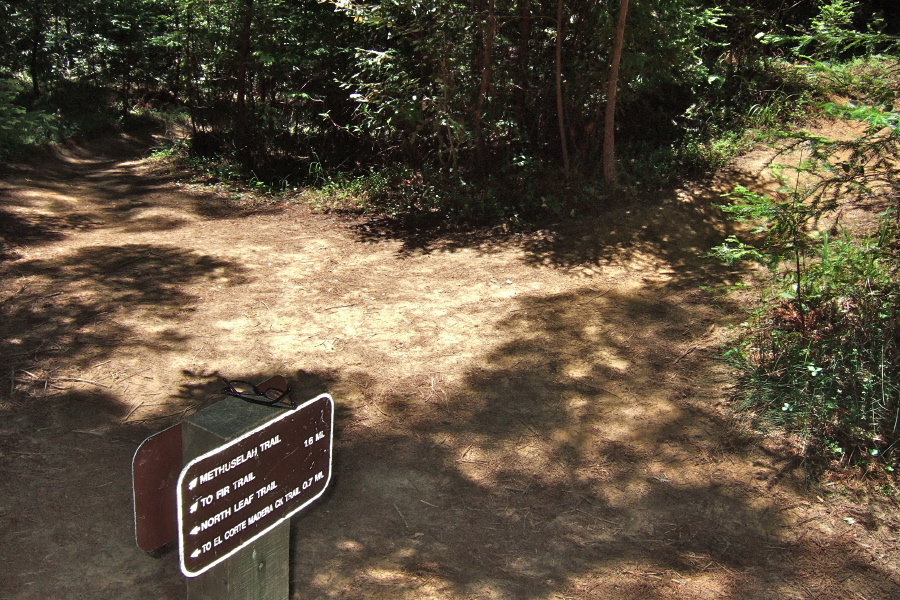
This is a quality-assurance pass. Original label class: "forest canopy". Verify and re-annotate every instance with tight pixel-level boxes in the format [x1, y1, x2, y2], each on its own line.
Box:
[0, 0, 898, 212]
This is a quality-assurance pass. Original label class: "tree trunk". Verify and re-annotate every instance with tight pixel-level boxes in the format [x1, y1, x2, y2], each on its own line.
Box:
[603, 0, 629, 186]
[236, 0, 255, 168]
[555, 0, 569, 174]
[518, 0, 531, 73]
[29, 8, 44, 96]
[473, 0, 496, 166]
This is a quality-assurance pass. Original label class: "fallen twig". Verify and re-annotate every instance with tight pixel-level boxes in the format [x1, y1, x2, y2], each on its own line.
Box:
[17, 370, 111, 389]
[55, 377, 111, 388]
[73, 429, 105, 437]
[515, 416, 539, 436]
[672, 345, 700, 365]
[0, 283, 28, 304]
[123, 401, 145, 422]
[12, 378, 64, 390]
[114, 369, 151, 383]
[393, 503, 409, 528]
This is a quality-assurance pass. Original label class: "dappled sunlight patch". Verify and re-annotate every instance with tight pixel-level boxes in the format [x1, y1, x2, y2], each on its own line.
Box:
[309, 569, 355, 595]
[336, 539, 365, 552]
[211, 318, 249, 332]
[118, 214, 187, 233]
[674, 573, 736, 599]
[362, 566, 412, 584]
[4, 122, 899, 600]
[452, 445, 498, 483]
[19, 189, 80, 207]
[460, 581, 511, 600]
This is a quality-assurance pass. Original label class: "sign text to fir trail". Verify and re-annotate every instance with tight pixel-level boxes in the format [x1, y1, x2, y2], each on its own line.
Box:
[177, 394, 333, 577]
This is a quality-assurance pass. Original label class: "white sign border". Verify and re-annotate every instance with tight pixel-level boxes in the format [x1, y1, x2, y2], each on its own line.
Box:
[177, 392, 334, 577]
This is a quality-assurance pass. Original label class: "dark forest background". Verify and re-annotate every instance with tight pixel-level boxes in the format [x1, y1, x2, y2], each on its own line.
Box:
[1, 1, 896, 214]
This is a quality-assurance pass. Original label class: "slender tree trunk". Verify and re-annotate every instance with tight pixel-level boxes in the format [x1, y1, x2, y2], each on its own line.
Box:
[474, 0, 496, 166]
[514, 0, 532, 146]
[236, 0, 255, 168]
[29, 8, 43, 96]
[183, 9, 199, 138]
[518, 0, 531, 73]
[440, 50, 458, 169]
[555, 0, 569, 175]
[603, 0, 629, 186]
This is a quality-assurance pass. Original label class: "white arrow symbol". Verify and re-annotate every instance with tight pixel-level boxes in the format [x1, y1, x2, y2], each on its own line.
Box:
[190, 501, 199, 514]
[188, 478, 198, 490]
[191, 548, 201, 558]
[190, 525, 201, 535]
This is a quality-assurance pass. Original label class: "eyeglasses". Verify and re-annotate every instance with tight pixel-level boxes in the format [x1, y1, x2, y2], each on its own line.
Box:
[221, 376, 295, 409]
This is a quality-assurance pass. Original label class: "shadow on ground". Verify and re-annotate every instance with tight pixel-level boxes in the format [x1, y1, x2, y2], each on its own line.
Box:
[0, 386, 185, 599]
[0, 243, 249, 376]
[2, 141, 898, 599]
[0, 131, 257, 260]
[285, 284, 900, 599]
[346, 170, 778, 289]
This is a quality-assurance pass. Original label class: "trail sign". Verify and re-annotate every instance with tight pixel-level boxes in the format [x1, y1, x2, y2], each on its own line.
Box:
[133, 423, 183, 552]
[177, 393, 333, 577]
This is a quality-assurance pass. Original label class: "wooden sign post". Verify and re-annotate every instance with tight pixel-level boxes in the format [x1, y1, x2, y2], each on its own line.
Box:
[134, 386, 333, 600]
[182, 396, 290, 599]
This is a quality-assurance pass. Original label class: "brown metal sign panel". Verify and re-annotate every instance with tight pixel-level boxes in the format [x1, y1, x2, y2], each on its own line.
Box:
[133, 423, 183, 552]
[177, 393, 333, 577]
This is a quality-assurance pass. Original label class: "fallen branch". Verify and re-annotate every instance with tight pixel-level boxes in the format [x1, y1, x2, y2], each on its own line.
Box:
[54, 377, 111, 389]
[123, 401, 145, 422]
[14, 370, 111, 389]
[672, 345, 700, 365]
[73, 429, 106, 437]
[324, 303, 357, 311]
[0, 283, 28, 304]
[393, 503, 409, 528]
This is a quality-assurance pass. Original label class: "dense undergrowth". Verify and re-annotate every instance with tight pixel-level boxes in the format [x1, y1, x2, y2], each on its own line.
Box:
[4, 1, 872, 223]
[148, 54, 818, 228]
[711, 49, 899, 476]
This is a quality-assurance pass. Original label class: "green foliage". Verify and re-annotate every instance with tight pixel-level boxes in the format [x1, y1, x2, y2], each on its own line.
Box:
[773, 102, 900, 213]
[716, 183, 820, 300]
[799, 56, 900, 106]
[1, 0, 893, 218]
[725, 223, 900, 468]
[0, 79, 56, 158]
[712, 98, 900, 470]
[302, 161, 589, 226]
[821, 102, 898, 131]
[762, 0, 899, 60]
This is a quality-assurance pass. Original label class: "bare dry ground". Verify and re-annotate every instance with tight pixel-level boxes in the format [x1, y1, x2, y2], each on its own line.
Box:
[1, 127, 899, 599]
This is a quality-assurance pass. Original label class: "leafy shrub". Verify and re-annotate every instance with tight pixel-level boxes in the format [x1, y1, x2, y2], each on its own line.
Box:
[0, 80, 57, 158]
[799, 57, 900, 106]
[722, 223, 900, 467]
[712, 97, 900, 472]
[763, 0, 899, 60]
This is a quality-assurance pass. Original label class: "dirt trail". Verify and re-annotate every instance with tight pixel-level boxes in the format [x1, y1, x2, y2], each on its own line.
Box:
[1, 129, 899, 599]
